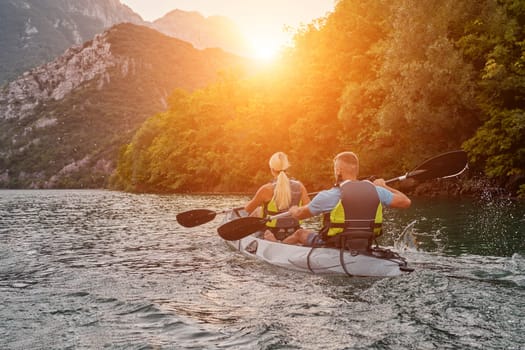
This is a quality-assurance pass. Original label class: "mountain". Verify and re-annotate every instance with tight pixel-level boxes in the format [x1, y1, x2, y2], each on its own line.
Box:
[152, 10, 251, 57]
[0, 1, 252, 85]
[0, 23, 248, 188]
[0, 0, 143, 85]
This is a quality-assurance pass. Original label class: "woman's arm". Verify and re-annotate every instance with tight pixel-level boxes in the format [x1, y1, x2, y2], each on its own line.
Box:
[244, 184, 272, 214]
[300, 183, 311, 205]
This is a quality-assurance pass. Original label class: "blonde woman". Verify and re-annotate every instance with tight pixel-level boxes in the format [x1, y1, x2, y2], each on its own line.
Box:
[244, 152, 310, 241]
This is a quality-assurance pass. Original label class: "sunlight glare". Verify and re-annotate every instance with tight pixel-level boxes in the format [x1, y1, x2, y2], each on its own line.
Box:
[249, 35, 282, 61]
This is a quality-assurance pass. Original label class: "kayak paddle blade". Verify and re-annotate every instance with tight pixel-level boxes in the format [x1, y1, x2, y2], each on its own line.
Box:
[217, 217, 267, 241]
[176, 209, 217, 227]
[407, 150, 467, 182]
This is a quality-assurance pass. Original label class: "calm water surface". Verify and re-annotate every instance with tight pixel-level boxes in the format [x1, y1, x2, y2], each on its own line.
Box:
[0, 190, 524, 349]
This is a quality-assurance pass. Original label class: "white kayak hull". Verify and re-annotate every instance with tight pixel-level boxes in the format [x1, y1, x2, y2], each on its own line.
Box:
[223, 210, 412, 277]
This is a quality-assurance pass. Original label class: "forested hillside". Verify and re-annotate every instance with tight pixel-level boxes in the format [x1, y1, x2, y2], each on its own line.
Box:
[111, 0, 524, 197]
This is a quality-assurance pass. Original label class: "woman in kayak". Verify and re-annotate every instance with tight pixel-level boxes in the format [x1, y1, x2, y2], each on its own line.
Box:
[244, 151, 310, 241]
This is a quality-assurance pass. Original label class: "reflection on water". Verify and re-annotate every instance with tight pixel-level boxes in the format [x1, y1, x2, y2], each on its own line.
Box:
[0, 190, 524, 349]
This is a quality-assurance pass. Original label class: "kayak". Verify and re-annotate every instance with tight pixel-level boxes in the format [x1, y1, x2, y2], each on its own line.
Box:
[178, 151, 467, 276]
[222, 209, 414, 277]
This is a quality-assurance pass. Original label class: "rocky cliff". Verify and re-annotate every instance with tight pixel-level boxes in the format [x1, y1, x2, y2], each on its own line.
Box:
[0, 23, 248, 188]
[1, 31, 121, 121]
[0, 0, 143, 85]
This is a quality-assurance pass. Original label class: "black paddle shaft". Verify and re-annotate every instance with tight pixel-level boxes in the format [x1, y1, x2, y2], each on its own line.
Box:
[308, 150, 467, 194]
[386, 150, 467, 183]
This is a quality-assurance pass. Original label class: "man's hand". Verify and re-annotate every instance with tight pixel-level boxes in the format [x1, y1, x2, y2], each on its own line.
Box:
[288, 205, 301, 218]
[288, 205, 313, 220]
[373, 178, 387, 187]
[373, 178, 411, 208]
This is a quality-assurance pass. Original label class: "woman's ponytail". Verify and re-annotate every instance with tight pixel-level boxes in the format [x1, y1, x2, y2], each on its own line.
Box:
[269, 152, 292, 210]
[274, 170, 291, 210]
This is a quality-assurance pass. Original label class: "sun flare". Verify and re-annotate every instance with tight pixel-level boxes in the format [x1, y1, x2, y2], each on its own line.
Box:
[248, 36, 282, 61]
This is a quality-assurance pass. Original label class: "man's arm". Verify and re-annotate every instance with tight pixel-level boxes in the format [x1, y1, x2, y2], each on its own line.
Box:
[289, 188, 340, 219]
[288, 205, 313, 220]
[373, 178, 411, 208]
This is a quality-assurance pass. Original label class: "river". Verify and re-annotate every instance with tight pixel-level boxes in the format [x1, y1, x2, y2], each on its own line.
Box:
[0, 190, 524, 349]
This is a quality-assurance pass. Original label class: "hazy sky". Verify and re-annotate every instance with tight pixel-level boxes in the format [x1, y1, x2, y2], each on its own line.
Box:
[120, 0, 336, 58]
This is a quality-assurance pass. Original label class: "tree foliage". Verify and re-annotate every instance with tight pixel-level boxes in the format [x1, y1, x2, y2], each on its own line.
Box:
[459, 0, 525, 194]
[111, 0, 525, 196]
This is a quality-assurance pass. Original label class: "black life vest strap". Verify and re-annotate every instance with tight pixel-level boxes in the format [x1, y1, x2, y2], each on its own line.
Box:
[327, 220, 381, 231]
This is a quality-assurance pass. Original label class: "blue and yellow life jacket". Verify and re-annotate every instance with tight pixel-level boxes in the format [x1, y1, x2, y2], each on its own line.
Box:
[321, 180, 383, 241]
[261, 179, 303, 238]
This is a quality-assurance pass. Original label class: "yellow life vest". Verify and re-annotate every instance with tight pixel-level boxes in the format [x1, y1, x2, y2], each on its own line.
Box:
[322, 180, 383, 239]
[262, 179, 303, 231]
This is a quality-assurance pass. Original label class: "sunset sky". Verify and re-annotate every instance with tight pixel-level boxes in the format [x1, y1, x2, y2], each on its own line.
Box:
[120, 0, 336, 59]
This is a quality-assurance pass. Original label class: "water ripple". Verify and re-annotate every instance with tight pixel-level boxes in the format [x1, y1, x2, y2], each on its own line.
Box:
[1, 190, 524, 349]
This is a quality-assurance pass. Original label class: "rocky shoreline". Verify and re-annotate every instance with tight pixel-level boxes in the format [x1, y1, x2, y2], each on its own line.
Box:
[1, 171, 522, 200]
[400, 173, 523, 200]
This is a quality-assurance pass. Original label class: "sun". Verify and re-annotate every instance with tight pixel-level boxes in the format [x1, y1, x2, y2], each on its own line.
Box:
[248, 36, 282, 61]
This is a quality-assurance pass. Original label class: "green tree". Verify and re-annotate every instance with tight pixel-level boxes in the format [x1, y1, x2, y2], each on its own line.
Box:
[460, 0, 525, 194]
[112, 0, 524, 196]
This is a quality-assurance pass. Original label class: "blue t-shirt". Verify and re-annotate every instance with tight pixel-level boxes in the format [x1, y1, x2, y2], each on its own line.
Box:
[308, 183, 393, 216]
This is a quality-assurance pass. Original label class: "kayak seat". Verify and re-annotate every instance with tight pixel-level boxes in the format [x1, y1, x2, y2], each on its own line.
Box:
[324, 230, 374, 253]
[271, 226, 300, 241]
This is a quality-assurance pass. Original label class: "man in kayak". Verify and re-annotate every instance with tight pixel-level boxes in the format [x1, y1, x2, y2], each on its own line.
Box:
[272, 151, 411, 248]
[244, 152, 310, 241]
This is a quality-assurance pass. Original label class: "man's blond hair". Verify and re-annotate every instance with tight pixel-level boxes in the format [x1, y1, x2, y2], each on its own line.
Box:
[334, 151, 359, 176]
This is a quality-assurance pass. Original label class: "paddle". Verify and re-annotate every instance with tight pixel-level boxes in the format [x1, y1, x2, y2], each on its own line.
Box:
[385, 150, 468, 183]
[176, 207, 243, 228]
[306, 150, 467, 197]
[218, 212, 291, 241]
[218, 150, 468, 241]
